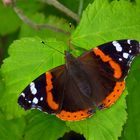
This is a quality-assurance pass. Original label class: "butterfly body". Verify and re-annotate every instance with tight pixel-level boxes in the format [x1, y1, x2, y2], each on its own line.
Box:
[18, 39, 140, 121]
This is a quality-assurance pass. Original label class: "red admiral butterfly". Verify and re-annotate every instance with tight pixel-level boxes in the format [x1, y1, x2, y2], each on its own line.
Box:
[18, 39, 140, 121]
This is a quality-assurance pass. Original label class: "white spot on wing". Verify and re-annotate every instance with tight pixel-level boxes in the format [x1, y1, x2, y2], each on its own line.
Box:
[129, 50, 132, 53]
[112, 41, 122, 52]
[32, 97, 38, 104]
[119, 58, 122, 61]
[123, 53, 129, 59]
[40, 97, 43, 101]
[30, 82, 37, 95]
[127, 40, 131, 45]
[28, 100, 31, 103]
[21, 92, 25, 97]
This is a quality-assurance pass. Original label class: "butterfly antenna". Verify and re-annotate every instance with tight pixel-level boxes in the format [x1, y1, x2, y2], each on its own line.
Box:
[41, 41, 64, 55]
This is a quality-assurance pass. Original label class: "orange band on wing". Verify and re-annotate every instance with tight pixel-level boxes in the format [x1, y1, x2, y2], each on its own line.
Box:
[56, 109, 93, 121]
[93, 48, 122, 79]
[102, 81, 125, 107]
[46, 72, 59, 110]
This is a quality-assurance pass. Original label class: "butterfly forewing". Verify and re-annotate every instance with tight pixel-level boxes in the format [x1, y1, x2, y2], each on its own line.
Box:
[18, 65, 65, 114]
[96, 39, 140, 80]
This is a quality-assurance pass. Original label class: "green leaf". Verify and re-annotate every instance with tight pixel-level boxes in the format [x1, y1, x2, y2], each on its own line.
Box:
[24, 110, 69, 140]
[0, 115, 25, 140]
[0, 71, 5, 96]
[67, 91, 127, 140]
[120, 58, 140, 140]
[0, 2, 21, 35]
[0, 37, 67, 118]
[72, 0, 140, 49]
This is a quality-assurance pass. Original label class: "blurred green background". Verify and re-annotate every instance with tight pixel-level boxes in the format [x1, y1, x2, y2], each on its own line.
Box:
[0, 0, 140, 140]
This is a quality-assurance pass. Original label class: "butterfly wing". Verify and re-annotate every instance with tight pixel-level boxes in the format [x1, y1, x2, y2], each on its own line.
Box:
[93, 39, 140, 80]
[18, 39, 140, 121]
[18, 63, 94, 121]
[78, 39, 140, 108]
[18, 65, 66, 114]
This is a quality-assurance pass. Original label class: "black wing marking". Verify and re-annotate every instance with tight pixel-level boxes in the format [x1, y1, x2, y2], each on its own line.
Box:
[98, 39, 140, 80]
[18, 65, 65, 114]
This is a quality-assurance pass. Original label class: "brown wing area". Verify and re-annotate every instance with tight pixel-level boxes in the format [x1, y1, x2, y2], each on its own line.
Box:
[55, 73, 95, 121]
[50, 48, 126, 120]
[78, 49, 125, 108]
[52, 54, 97, 121]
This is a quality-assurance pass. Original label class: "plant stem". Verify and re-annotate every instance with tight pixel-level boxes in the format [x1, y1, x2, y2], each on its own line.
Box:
[13, 6, 70, 35]
[42, 0, 80, 23]
[78, 0, 84, 16]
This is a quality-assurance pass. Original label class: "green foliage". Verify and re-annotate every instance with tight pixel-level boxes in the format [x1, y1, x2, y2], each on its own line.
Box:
[0, 2, 21, 36]
[0, 115, 25, 140]
[72, 0, 140, 49]
[120, 62, 140, 140]
[59, 0, 94, 15]
[24, 110, 69, 140]
[19, 13, 71, 42]
[0, 0, 140, 140]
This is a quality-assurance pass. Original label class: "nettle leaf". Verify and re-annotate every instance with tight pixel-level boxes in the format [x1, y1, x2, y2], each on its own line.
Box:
[24, 110, 69, 140]
[72, 0, 140, 49]
[67, 91, 127, 140]
[1, 37, 67, 118]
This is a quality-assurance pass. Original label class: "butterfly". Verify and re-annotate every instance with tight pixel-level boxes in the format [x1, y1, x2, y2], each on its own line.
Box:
[18, 39, 140, 121]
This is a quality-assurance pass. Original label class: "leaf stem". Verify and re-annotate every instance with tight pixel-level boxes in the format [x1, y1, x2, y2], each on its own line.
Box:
[42, 0, 80, 23]
[78, 0, 84, 16]
[13, 6, 70, 36]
